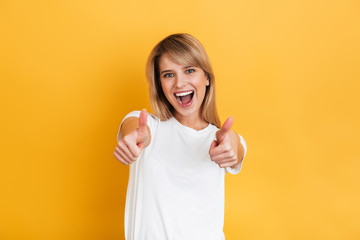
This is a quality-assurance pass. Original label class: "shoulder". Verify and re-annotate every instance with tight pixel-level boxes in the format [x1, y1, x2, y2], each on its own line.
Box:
[116, 110, 159, 142]
[121, 110, 159, 128]
[122, 110, 141, 120]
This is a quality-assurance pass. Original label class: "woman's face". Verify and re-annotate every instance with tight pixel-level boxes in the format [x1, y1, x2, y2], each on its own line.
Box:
[158, 53, 209, 121]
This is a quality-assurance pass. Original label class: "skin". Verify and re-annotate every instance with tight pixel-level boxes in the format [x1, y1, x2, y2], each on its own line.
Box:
[159, 53, 209, 130]
[113, 109, 150, 166]
[113, 54, 245, 169]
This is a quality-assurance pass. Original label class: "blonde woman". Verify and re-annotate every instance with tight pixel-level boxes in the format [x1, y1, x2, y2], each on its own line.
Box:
[114, 33, 247, 240]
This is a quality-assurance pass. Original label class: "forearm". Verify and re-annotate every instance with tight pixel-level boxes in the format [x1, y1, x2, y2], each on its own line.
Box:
[120, 117, 152, 148]
[230, 130, 245, 169]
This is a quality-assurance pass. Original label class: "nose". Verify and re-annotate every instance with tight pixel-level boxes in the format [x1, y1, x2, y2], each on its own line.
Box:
[175, 73, 187, 88]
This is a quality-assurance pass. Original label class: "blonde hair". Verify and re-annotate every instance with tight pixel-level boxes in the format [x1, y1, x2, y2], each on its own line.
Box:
[145, 33, 221, 128]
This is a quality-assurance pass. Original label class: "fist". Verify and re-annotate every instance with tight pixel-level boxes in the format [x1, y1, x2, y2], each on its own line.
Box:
[209, 116, 238, 168]
[113, 109, 148, 165]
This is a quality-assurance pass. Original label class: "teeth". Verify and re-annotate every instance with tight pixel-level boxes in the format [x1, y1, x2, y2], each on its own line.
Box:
[175, 91, 193, 97]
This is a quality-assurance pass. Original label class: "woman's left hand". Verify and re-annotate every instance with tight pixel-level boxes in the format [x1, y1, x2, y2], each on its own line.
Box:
[209, 117, 241, 168]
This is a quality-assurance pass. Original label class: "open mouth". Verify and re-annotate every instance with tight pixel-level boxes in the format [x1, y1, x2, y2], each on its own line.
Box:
[174, 90, 194, 107]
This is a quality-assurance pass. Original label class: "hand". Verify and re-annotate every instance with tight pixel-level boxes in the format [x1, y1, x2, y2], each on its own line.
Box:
[209, 116, 239, 168]
[113, 109, 149, 165]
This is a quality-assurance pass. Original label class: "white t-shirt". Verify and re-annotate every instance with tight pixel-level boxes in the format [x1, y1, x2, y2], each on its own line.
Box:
[117, 111, 247, 240]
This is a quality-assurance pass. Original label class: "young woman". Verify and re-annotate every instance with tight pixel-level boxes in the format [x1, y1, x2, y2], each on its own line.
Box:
[114, 33, 247, 240]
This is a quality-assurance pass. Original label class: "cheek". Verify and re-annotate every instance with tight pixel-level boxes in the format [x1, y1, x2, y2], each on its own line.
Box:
[160, 81, 172, 98]
[195, 79, 208, 93]
[195, 84, 207, 103]
[160, 80, 166, 92]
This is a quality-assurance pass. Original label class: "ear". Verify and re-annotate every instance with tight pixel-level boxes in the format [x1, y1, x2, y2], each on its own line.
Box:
[205, 73, 210, 86]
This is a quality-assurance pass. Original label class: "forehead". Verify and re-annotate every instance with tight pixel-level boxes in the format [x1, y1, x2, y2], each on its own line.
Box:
[158, 53, 184, 70]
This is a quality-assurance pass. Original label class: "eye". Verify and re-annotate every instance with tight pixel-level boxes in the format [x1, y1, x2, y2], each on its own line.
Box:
[163, 73, 174, 78]
[185, 69, 195, 74]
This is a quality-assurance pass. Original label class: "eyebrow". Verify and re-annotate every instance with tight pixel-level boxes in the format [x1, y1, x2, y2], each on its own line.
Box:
[160, 66, 193, 75]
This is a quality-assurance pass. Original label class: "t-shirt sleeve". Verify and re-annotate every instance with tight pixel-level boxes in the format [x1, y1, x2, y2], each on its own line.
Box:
[116, 110, 155, 142]
[225, 134, 247, 175]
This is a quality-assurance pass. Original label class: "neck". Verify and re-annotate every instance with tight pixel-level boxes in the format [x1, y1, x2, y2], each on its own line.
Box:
[173, 112, 208, 131]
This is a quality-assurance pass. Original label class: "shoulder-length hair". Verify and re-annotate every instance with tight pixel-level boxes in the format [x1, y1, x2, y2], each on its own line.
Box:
[145, 33, 221, 128]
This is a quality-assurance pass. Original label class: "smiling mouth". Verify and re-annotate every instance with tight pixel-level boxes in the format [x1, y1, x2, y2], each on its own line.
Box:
[174, 90, 194, 106]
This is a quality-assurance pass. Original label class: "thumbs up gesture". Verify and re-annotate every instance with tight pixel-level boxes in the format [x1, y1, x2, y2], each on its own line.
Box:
[114, 109, 150, 165]
[209, 116, 241, 168]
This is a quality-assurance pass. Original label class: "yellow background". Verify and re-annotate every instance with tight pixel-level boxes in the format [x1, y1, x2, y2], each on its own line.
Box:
[1, 0, 359, 239]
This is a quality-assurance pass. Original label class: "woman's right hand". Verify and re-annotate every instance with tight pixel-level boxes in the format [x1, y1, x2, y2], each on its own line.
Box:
[113, 109, 149, 165]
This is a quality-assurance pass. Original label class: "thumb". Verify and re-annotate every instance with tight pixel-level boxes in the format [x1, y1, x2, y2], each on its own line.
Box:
[139, 109, 147, 131]
[137, 109, 148, 144]
[216, 116, 233, 143]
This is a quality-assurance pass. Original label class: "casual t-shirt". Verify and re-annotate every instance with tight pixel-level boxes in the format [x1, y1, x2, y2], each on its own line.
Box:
[117, 111, 247, 240]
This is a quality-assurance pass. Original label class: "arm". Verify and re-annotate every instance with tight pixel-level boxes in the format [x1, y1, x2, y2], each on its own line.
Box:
[114, 109, 151, 165]
[209, 116, 247, 173]
[228, 130, 245, 170]
[120, 116, 152, 149]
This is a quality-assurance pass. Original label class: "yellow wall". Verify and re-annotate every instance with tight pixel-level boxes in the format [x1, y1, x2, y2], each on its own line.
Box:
[1, 0, 359, 239]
